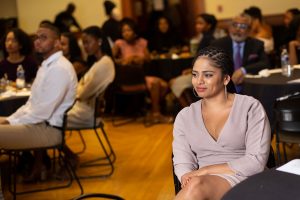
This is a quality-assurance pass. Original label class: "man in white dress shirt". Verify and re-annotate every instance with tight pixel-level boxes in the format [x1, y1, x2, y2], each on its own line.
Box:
[0, 23, 77, 150]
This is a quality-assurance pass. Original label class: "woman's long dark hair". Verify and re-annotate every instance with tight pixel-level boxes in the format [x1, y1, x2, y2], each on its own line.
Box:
[2, 28, 33, 57]
[194, 46, 236, 93]
[61, 32, 82, 62]
[198, 13, 217, 33]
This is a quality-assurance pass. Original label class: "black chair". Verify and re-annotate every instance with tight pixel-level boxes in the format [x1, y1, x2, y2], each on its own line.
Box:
[66, 94, 116, 179]
[4, 103, 83, 200]
[274, 92, 300, 164]
[72, 193, 125, 200]
[111, 64, 149, 126]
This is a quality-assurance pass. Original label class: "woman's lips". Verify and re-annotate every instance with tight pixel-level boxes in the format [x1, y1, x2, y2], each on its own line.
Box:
[196, 87, 206, 93]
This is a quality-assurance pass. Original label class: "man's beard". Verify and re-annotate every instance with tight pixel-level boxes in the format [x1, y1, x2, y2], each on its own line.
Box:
[230, 33, 247, 43]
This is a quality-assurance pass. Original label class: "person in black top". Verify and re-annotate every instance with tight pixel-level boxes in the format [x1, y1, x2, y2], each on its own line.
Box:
[54, 3, 81, 33]
[148, 15, 183, 55]
[60, 32, 87, 80]
[0, 28, 38, 82]
[102, 0, 122, 45]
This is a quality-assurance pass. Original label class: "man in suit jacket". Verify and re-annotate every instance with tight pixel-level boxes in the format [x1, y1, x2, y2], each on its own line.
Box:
[211, 14, 269, 93]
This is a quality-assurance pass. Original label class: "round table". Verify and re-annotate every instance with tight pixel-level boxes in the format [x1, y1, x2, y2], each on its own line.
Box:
[243, 68, 300, 130]
[0, 95, 29, 116]
[222, 169, 300, 200]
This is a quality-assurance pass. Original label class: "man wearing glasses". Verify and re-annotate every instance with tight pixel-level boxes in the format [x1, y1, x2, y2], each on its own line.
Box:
[0, 23, 77, 169]
[211, 14, 269, 93]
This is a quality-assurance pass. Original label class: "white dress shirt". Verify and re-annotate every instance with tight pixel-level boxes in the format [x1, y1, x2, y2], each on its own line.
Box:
[7, 51, 77, 127]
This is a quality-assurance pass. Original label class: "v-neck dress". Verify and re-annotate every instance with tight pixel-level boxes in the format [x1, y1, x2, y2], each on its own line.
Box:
[172, 94, 271, 186]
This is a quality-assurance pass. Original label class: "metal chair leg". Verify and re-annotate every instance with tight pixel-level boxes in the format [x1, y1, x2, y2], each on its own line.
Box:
[7, 149, 83, 198]
[79, 127, 115, 179]
[76, 131, 87, 154]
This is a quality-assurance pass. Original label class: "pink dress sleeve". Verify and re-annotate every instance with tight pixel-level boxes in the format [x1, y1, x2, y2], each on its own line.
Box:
[173, 107, 199, 181]
[227, 98, 271, 176]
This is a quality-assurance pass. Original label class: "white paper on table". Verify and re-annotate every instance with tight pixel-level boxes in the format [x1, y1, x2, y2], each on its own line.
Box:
[287, 79, 300, 83]
[277, 159, 300, 175]
[268, 68, 282, 74]
[0, 90, 16, 98]
[248, 68, 282, 78]
[245, 74, 262, 78]
[293, 64, 300, 69]
[15, 90, 31, 96]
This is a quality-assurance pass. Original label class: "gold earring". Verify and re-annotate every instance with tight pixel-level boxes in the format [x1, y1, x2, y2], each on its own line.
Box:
[193, 88, 200, 98]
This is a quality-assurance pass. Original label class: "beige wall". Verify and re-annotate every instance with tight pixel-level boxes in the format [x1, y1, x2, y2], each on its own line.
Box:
[0, 0, 17, 18]
[16, 0, 121, 34]
[205, 0, 300, 19]
[5, 0, 300, 33]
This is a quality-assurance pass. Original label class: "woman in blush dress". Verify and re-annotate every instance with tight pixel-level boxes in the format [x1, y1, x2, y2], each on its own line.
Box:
[173, 46, 271, 200]
[0, 28, 38, 83]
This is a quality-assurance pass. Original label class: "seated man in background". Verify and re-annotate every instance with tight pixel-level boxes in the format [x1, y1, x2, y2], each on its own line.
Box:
[211, 13, 269, 93]
[0, 23, 77, 181]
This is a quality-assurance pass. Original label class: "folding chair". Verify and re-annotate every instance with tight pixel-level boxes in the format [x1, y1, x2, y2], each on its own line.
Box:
[4, 103, 83, 200]
[111, 64, 149, 126]
[274, 92, 300, 164]
[66, 94, 116, 179]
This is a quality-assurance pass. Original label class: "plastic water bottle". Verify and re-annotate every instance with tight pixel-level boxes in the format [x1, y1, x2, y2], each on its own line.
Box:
[16, 64, 26, 89]
[281, 48, 293, 77]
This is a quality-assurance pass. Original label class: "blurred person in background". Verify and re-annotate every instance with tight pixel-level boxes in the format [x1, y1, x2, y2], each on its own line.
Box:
[54, 3, 81, 33]
[102, 0, 122, 47]
[60, 32, 88, 80]
[275, 8, 300, 51]
[211, 14, 269, 93]
[244, 6, 274, 54]
[148, 15, 183, 56]
[191, 13, 218, 53]
[0, 28, 38, 83]
[113, 18, 173, 124]
[288, 16, 300, 65]
[170, 13, 218, 108]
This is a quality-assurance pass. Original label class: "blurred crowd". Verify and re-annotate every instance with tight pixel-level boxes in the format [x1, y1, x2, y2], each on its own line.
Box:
[1, 1, 300, 111]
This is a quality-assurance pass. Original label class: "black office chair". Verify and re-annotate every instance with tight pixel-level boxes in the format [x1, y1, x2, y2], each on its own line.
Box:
[72, 193, 124, 200]
[274, 92, 300, 165]
[4, 103, 83, 200]
[66, 94, 116, 179]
